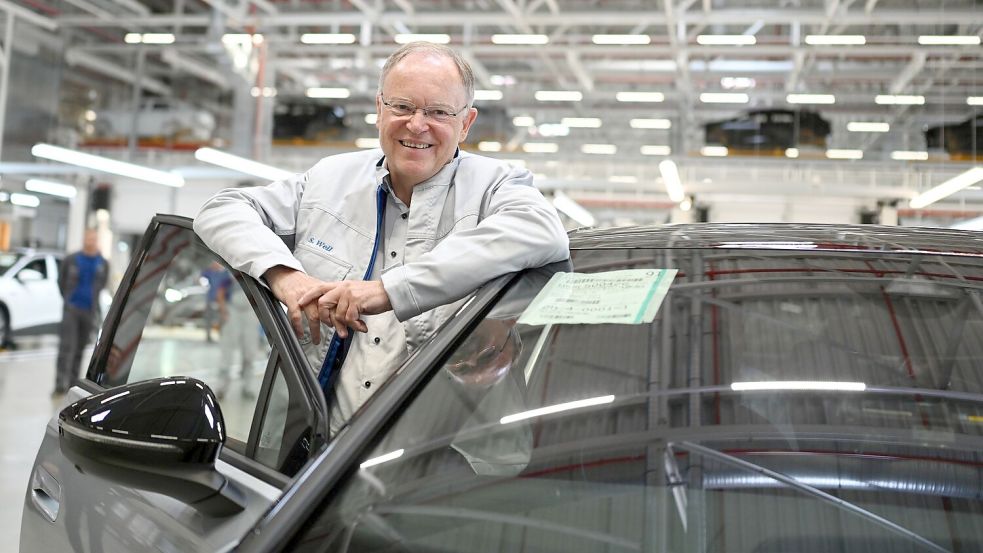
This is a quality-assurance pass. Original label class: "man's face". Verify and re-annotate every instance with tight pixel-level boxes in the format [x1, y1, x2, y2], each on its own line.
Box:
[376, 52, 477, 191]
[82, 230, 99, 254]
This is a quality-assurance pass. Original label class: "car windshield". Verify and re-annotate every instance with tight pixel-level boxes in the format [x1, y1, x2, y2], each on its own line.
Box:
[293, 246, 983, 552]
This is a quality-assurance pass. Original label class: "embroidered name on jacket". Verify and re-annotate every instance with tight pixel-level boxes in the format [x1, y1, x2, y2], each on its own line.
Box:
[307, 236, 334, 252]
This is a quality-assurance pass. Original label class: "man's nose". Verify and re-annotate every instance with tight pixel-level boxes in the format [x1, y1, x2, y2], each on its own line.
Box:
[406, 109, 430, 132]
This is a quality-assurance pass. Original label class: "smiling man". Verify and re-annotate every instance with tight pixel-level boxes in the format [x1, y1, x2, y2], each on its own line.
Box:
[194, 42, 569, 434]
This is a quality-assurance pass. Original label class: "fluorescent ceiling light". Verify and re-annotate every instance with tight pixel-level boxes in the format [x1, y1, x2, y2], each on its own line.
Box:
[641, 145, 671, 156]
[826, 149, 863, 160]
[616, 91, 664, 102]
[847, 122, 889, 132]
[592, 34, 650, 45]
[552, 191, 596, 227]
[33, 143, 184, 187]
[535, 90, 583, 102]
[512, 116, 535, 127]
[360, 448, 404, 469]
[786, 93, 835, 104]
[561, 117, 602, 128]
[609, 175, 638, 184]
[875, 94, 924, 105]
[721, 77, 756, 89]
[10, 193, 39, 208]
[394, 34, 450, 44]
[537, 124, 569, 137]
[731, 381, 866, 392]
[697, 34, 756, 45]
[658, 159, 685, 202]
[473, 89, 503, 101]
[679, 197, 693, 211]
[125, 33, 175, 44]
[491, 34, 548, 45]
[306, 87, 350, 99]
[630, 118, 671, 129]
[354, 138, 380, 149]
[477, 141, 502, 152]
[785, 148, 799, 158]
[909, 167, 983, 209]
[891, 150, 928, 161]
[364, 113, 377, 125]
[195, 147, 293, 181]
[501, 394, 613, 424]
[581, 144, 617, 155]
[25, 178, 77, 198]
[522, 142, 559, 153]
[699, 92, 749, 104]
[805, 34, 866, 45]
[701, 146, 729, 157]
[968, 97, 983, 106]
[300, 33, 356, 44]
[918, 35, 981, 45]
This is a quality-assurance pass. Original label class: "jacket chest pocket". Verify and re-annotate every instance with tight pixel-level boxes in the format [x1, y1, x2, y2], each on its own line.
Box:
[294, 242, 353, 282]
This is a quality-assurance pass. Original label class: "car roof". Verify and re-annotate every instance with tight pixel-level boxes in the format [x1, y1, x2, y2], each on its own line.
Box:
[568, 223, 983, 257]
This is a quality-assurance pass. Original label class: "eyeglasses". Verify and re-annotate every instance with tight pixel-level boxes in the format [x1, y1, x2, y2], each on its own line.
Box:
[380, 96, 469, 123]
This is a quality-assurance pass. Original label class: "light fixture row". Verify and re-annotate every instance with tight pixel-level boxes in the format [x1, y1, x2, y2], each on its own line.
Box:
[127, 33, 983, 47]
[306, 87, 978, 107]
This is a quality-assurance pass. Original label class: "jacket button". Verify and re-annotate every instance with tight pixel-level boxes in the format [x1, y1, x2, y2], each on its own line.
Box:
[390, 251, 397, 258]
[374, 337, 381, 344]
[401, 213, 408, 220]
[364, 381, 371, 389]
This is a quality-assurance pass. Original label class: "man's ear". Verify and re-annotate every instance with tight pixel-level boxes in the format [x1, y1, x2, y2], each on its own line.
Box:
[458, 107, 478, 142]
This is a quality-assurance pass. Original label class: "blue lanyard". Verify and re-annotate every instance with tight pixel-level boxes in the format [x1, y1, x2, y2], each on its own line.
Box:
[317, 185, 388, 394]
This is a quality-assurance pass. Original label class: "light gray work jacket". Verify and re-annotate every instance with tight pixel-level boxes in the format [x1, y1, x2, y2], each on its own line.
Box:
[194, 148, 569, 433]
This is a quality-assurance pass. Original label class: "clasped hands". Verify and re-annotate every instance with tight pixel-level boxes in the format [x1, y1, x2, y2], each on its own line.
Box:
[265, 266, 392, 344]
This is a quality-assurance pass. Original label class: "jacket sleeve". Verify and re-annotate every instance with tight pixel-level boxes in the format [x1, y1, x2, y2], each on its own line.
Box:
[193, 172, 309, 281]
[381, 166, 569, 321]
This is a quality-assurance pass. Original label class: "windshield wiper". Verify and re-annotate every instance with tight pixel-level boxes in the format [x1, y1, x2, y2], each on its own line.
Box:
[673, 441, 951, 553]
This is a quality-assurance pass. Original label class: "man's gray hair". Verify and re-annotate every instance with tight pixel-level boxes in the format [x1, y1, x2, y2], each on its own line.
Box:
[378, 42, 475, 106]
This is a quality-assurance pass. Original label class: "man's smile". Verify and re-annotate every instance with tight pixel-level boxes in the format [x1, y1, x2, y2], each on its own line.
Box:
[399, 140, 432, 149]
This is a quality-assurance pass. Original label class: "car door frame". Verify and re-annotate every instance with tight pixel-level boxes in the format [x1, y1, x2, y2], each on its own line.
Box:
[236, 268, 519, 552]
[80, 214, 330, 483]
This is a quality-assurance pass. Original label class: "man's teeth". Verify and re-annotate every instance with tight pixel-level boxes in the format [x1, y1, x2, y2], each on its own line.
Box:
[400, 140, 431, 149]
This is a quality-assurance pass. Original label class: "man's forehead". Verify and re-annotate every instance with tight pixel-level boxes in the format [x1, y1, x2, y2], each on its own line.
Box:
[385, 53, 465, 92]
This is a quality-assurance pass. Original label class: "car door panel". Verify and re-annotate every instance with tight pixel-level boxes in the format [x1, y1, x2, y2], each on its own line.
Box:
[22, 418, 280, 553]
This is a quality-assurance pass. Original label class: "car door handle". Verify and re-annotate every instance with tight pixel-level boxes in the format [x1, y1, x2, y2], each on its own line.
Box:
[30, 466, 61, 522]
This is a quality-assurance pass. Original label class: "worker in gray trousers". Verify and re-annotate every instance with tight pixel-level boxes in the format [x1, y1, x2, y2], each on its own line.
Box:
[54, 228, 108, 395]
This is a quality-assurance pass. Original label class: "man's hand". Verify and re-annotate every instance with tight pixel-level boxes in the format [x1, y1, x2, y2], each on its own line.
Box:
[297, 280, 393, 339]
[264, 266, 328, 344]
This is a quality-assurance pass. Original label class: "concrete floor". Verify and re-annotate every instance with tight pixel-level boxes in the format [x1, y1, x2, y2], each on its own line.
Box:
[0, 335, 82, 553]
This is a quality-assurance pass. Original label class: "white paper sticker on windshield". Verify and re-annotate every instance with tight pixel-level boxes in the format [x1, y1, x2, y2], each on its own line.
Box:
[517, 269, 677, 326]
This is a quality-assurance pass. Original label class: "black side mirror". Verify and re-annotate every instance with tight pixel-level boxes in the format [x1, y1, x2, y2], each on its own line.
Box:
[58, 376, 245, 516]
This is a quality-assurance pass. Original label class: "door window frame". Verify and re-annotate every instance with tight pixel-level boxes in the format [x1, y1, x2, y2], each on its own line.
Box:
[78, 215, 329, 486]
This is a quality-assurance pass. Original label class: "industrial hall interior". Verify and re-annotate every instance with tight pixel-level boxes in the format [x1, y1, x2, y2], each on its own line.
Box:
[2, 0, 983, 552]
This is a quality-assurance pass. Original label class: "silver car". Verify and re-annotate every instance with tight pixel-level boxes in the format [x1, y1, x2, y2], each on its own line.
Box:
[22, 216, 983, 552]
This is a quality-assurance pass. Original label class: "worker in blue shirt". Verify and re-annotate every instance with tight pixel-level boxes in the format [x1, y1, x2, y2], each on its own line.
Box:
[54, 228, 108, 395]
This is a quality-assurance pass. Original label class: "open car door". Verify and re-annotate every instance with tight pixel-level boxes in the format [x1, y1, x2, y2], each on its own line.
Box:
[21, 215, 328, 553]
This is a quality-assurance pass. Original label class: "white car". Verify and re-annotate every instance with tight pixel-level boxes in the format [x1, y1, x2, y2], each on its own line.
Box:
[0, 249, 63, 345]
[95, 98, 216, 142]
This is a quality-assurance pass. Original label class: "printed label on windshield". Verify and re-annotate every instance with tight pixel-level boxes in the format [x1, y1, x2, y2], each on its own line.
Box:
[517, 269, 677, 325]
